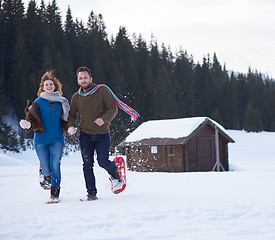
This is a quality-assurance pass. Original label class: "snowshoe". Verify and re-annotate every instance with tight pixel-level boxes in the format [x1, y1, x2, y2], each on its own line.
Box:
[110, 157, 127, 194]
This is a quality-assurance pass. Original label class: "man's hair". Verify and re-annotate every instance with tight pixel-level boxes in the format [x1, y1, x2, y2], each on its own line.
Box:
[76, 66, 92, 77]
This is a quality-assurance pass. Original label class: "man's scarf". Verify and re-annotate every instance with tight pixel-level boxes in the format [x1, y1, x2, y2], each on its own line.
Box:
[40, 91, 70, 121]
[78, 84, 140, 122]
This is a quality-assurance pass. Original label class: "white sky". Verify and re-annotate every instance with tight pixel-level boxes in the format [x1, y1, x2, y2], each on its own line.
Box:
[23, 0, 275, 77]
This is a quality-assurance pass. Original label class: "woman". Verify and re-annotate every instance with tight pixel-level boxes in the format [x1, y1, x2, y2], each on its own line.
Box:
[20, 71, 70, 204]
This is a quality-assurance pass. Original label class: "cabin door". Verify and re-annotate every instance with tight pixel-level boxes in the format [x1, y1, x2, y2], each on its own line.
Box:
[197, 137, 214, 171]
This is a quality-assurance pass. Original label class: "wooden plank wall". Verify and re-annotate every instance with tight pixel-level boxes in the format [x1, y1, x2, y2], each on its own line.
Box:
[125, 124, 230, 172]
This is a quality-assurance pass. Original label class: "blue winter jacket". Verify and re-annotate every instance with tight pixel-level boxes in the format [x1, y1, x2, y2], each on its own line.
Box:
[33, 98, 65, 144]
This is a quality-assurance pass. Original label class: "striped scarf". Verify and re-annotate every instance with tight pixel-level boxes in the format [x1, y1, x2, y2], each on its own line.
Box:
[78, 84, 140, 122]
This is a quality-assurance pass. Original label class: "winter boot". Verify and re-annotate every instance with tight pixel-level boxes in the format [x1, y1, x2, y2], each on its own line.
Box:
[109, 167, 123, 191]
[47, 186, 60, 204]
[110, 166, 122, 182]
[40, 175, 51, 190]
[87, 194, 98, 201]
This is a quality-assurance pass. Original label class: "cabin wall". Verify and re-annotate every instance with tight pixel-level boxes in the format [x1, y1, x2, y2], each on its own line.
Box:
[126, 145, 187, 172]
[187, 124, 215, 171]
[218, 137, 229, 171]
[125, 124, 230, 172]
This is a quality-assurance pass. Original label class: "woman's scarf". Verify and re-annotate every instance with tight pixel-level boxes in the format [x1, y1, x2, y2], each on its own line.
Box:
[78, 84, 140, 122]
[40, 91, 70, 121]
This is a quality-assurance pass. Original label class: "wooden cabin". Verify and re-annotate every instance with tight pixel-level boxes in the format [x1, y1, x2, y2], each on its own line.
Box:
[118, 117, 235, 172]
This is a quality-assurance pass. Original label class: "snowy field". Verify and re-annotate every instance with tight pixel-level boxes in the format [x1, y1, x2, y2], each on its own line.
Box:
[0, 130, 275, 240]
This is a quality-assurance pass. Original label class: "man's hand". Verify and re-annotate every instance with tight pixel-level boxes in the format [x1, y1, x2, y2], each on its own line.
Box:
[68, 126, 77, 135]
[94, 118, 104, 126]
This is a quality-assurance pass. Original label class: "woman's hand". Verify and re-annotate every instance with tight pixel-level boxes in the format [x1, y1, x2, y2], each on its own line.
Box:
[19, 119, 31, 129]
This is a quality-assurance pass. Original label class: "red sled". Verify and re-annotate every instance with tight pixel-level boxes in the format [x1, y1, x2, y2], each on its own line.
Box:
[111, 156, 127, 194]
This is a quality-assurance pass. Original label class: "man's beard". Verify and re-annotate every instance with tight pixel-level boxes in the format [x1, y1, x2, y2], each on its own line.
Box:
[81, 83, 91, 89]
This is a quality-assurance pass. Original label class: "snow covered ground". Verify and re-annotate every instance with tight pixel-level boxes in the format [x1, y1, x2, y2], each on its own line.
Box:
[0, 130, 275, 240]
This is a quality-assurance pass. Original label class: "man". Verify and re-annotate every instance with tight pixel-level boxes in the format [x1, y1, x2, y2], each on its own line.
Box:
[67, 66, 121, 201]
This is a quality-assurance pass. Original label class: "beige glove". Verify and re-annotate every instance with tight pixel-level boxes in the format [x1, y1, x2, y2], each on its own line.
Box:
[19, 119, 31, 129]
[68, 126, 77, 135]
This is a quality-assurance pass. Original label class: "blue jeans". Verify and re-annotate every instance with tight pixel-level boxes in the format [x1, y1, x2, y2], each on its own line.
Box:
[34, 141, 64, 187]
[80, 131, 116, 195]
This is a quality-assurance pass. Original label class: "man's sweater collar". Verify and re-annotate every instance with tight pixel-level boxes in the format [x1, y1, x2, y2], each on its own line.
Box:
[79, 83, 97, 94]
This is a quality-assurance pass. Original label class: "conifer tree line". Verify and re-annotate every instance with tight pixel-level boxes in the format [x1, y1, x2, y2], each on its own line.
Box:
[1, 0, 275, 150]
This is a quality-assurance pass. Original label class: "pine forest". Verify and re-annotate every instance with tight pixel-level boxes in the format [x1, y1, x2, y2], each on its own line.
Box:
[0, 0, 275, 151]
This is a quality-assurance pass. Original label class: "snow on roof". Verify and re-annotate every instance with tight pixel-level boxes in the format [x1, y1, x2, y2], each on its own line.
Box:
[124, 117, 227, 143]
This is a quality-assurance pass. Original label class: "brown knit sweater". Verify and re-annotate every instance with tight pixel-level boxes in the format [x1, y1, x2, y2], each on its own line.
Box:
[67, 83, 118, 134]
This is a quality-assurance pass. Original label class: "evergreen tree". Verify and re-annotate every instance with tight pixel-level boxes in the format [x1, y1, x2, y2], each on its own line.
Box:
[64, 6, 76, 41]
[194, 63, 203, 115]
[153, 64, 177, 119]
[133, 34, 150, 120]
[235, 73, 247, 129]
[211, 108, 223, 125]
[38, 0, 47, 23]
[195, 56, 214, 116]
[210, 54, 231, 127]
[0, 0, 5, 84]
[0, 116, 19, 152]
[24, 0, 44, 70]
[9, 32, 31, 117]
[263, 79, 275, 131]
[113, 26, 136, 95]
[41, 45, 54, 71]
[87, 11, 107, 39]
[110, 27, 139, 149]
[246, 69, 265, 113]
[43, 0, 64, 66]
[0, 76, 6, 114]
[73, 18, 89, 67]
[243, 102, 263, 132]
[173, 50, 195, 117]
[0, 0, 25, 97]
[143, 65, 155, 120]
[2, 0, 275, 153]
[0, 72, 19, 152]
[64, 6, 78, 88]
[228, 72, 241, 129]
[86, 11, 112, 84]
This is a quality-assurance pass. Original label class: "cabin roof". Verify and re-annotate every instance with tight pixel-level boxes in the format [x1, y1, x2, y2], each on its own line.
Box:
[119, 117, 234, 146]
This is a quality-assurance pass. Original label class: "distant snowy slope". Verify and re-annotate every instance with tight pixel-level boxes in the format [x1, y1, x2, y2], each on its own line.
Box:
[0, 153, 30, 166]
[228, 130, 275, 171]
